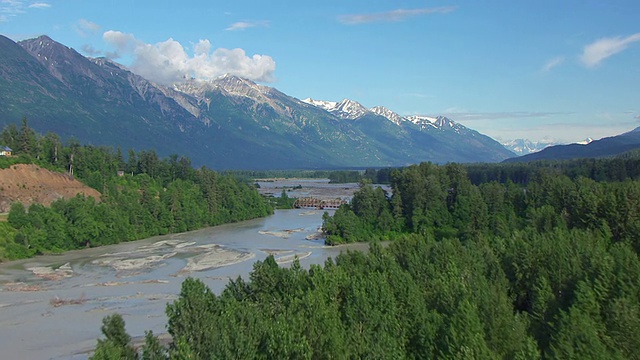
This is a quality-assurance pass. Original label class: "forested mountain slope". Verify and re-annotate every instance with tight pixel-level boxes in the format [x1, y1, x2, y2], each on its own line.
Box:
[0, 35, 513, 169]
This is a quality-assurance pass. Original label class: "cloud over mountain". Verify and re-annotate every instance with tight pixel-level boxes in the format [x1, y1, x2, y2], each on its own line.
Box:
[75, 19, 101, 37]
[102, 31, 276, 84]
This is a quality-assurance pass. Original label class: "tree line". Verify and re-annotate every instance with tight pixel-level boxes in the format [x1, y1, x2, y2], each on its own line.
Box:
[320, 161, 640, 357]
[92, 159, 640, 359]
[328, 168, 395, 184]
[0, 119, 273, 260]
[465, 153, 640, 185]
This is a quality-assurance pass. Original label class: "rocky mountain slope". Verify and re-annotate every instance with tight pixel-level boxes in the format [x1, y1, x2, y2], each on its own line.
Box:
[301, 99, 514, 163]
[0, 35, 514, 169]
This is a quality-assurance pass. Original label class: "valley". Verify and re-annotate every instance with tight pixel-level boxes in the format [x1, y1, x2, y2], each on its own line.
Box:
[0, 35, 514, 170]
[0, 4, 638, 357]
[0, 207, 355, 359]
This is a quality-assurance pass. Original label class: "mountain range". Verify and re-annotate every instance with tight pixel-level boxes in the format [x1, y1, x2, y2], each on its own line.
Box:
[501, 138, 558, 156]
[501, 137, 593, 156]
[505, 128, 640, 162]
[0, 35, 517, 169]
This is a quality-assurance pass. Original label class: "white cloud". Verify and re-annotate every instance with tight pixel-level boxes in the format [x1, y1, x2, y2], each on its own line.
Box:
[80, 44, 103, 57]
[542, 56, 564, 72]
[102, 31, 276, 84]
[75, 18, 101, 37]
[193, 39, 211, 55]
[103, 30, 137, 52]
[225, 20, 269, 31]
[28, 2, 50, 8]
[0, 1, 48, 22]
[0, 0, 25, 22]
[338, 6, 457, 25]
[580, 33, 640, 67]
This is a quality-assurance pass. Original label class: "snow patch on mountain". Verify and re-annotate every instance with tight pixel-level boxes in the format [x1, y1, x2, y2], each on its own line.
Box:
[405, 115, 439, 127]
[301, 97, 369, 119]
[172, 74, 297, 119]
[174, 74, 272, 98]
[333, 99, 369, 119]
[405, 115, 466, 134]
[502, 138, 558, 156]
[503, 137, 593, 156]
[576, 137, 593, 145]
[302, 97, 474, 134]
[370, 106, 403, 125]
[301, 98, 337, 111]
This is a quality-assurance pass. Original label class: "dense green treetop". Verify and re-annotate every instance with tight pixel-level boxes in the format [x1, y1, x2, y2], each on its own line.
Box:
[0, 119, 273, 260]
[93, 158, 640, 358]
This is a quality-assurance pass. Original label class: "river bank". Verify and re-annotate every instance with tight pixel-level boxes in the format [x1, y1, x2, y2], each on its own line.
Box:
[0, 209, 370, 359]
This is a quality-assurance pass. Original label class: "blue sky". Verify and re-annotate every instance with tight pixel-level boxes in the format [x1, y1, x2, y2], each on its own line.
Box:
[1, 0, 639, 143]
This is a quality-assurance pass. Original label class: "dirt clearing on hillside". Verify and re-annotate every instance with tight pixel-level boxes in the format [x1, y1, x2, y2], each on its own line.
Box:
[0, 163, 101, 212]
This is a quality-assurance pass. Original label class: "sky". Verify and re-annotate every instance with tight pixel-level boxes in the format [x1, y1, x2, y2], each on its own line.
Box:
[1, 0, 639, 143]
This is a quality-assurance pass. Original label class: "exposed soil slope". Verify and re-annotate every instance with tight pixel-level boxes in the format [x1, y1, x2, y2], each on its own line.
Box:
[0, 164, 101, 212]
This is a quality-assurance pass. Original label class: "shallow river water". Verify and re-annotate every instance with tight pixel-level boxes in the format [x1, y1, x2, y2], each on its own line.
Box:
[0, 208, 368, 359]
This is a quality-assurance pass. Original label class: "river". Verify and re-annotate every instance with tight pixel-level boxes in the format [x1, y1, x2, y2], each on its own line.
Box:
[0, 208, 369, 359]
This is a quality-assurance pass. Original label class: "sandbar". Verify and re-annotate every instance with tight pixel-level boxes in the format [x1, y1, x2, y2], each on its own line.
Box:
[258, 228, 305, 238]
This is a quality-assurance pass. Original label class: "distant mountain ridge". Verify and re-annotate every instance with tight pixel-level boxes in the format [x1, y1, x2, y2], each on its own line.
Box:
[504, 128, 640, 162]
[502, 138, 558, 156]
[502, 138, 594, 156]
[302, 98, 488, 135]
[0, 35, 515, 169]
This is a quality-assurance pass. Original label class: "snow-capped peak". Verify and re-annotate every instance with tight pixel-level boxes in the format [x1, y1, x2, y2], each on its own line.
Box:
[302, 96, 468, 132]
[173, 74, 268, 98]
[301, 98, 337, 111]
[172, 74, 291, 118]
[212, 73, 268, 96]
[576, 137, 593, 145]
[501, 138, 557, 156]
[370, 106, 403, 125]
[302, 97, 369, 119]
[403, 115, 469, 134]
[405, 115, 456, 129]
[405, 115, 439, 125]
[334, 98, 369, 119]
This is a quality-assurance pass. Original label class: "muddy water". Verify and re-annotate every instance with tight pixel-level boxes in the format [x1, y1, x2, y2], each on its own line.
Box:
[256, 178, 360, 200]
[0, 209, 368, 360]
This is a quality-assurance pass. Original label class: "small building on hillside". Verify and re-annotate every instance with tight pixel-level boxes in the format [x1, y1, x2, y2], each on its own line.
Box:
[0, 146, 12, 156]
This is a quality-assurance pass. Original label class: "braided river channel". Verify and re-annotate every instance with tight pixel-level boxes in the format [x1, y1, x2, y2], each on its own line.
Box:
[0, 180, 373, 359]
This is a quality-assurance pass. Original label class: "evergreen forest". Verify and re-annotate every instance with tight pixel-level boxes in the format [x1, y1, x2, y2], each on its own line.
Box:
[0, 119, 272, 259]
[90, 158, 640, 359]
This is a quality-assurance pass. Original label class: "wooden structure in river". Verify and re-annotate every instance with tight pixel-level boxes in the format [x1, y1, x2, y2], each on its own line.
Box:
[294, 197, 347, 210]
